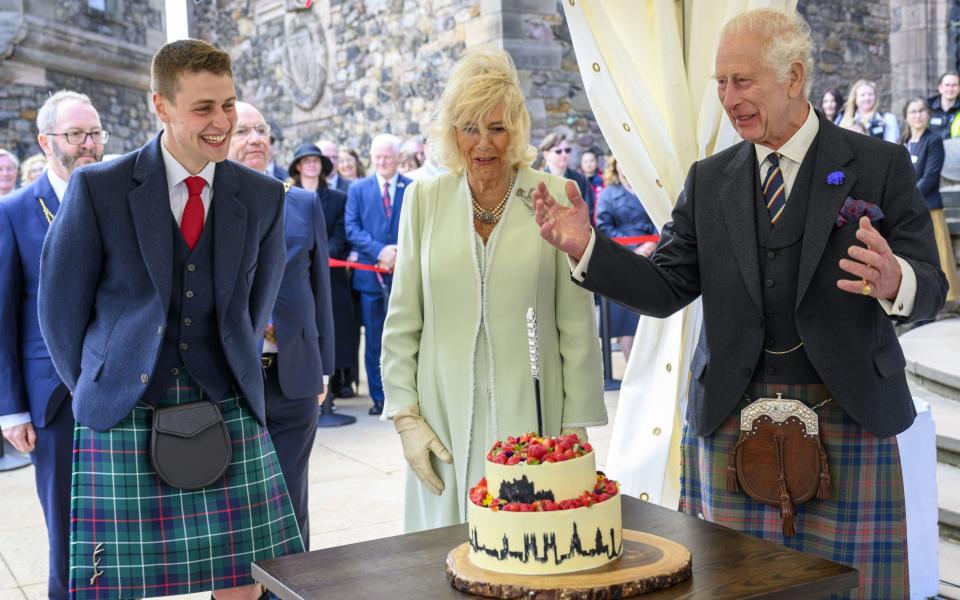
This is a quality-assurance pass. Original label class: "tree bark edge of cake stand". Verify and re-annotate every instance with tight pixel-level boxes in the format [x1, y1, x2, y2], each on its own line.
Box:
[445, 529, 692, 599]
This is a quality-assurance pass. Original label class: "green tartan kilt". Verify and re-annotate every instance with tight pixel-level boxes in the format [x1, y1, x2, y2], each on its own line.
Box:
[68, 372, 304, 599]
[679, 382, 908, 599]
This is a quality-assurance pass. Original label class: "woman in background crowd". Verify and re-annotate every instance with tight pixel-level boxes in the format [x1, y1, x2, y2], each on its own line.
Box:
[0, 149, 19, 196]
[397, 150, 422, 174]
[820, 87, 844, 125]
[338, 147, 365, 180]
[579, 149, 604, 200]
[289, 143, 332, 192]
[538, 132, 596, 222]
[382, 48, 605, 533]
[902, 97, 960, 302]
[840, 79, 900, 142]
[19, 153, 46, 187]
[595, 157, 658, 362]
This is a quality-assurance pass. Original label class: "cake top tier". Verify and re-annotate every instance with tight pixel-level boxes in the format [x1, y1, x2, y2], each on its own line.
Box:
[486, 432, 592, 466]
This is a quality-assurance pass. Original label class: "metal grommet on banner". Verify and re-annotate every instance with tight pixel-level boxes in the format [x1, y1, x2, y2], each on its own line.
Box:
[622, 122, 631, 132]
[639, 492, 650, 501]
[592, 62, 600, 72]
[652, 427, 662, 436]
[666, 363, 672, 372]
[656, 178, 663, 188]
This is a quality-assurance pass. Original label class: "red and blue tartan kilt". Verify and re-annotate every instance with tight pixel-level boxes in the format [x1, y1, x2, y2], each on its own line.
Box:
[68, 372, 304, 599]
[679, 382, 908, 600]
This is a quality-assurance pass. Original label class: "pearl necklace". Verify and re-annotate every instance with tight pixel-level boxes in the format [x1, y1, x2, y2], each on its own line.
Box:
[471, 174, 517, 225]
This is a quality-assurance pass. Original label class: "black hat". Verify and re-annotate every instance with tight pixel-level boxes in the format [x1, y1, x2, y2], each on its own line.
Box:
[289, 143, 334, 178]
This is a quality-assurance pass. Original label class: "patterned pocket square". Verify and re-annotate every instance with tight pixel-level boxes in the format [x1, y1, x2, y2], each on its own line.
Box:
[835, 197, 884, 228]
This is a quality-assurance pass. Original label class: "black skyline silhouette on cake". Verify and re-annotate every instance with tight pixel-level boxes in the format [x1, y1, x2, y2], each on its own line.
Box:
[469, 522, 622, 566]
[497, 475, 555, 503]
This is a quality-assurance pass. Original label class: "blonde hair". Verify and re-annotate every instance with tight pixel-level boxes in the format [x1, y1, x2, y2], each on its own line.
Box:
[0, 149, 20, 170]
[602, 156, 622, 187]
[20, 153, 46, 182]
[720, 8, 813, 97]
[839, 79, 880, 130]
[428, 48, 536, 175]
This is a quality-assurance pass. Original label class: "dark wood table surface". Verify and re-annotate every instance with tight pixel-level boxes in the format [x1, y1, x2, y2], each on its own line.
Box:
[253, 496, 858, 599]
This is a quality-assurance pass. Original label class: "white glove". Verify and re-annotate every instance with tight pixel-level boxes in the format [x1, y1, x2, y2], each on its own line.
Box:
[393, 406, 453, 495]
[560, 426, 588, 442]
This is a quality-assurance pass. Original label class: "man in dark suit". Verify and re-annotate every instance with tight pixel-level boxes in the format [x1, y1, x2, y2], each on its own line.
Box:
[534, 9, 946, 597]
[0, 90, 105, 600]
[345, 133, 411, 415]
[228, 101, 335, 546]
[38, 40, 301, 598]
[318, 139, 352, 193]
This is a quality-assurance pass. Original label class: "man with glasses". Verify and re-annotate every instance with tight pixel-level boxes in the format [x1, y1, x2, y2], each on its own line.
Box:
[228, 102, 335, 550]
[0, 89, 105, 599]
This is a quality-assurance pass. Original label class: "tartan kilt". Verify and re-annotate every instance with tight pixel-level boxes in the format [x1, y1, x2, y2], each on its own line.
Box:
[68, 372, 304, 599]
[680, 382, 908, 600]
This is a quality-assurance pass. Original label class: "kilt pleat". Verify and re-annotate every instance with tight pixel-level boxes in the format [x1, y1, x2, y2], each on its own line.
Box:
[679, 382, 908, 599]
[68, 372, 304, 599]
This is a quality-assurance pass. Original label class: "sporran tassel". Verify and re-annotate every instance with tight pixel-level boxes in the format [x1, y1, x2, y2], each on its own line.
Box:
[817, 445, 831, 500]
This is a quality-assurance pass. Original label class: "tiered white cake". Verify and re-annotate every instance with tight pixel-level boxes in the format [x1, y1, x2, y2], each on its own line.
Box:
[466, 433, 622, 575]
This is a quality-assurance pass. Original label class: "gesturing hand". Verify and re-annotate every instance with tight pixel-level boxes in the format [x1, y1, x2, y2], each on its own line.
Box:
[836, 216, 902, 300]
[533, 180, 593, 260]
[2, 422, 36, 454]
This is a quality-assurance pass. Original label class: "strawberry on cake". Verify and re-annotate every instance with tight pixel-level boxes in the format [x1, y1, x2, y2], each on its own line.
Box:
[466, 432, 623, 575]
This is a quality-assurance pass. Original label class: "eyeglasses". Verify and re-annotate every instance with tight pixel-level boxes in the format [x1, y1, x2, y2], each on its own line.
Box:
[46, 130, 109, 145]
[552, 148, 573, 154]
[234, 125, 272, 139]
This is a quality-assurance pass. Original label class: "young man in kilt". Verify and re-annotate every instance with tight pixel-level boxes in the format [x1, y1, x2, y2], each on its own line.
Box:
[38, 39, 304, 599]
[534, 8, 947, 599]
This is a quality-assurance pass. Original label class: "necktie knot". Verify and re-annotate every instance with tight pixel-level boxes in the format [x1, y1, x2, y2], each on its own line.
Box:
[184, 176, 206, 196]
[767, 152, 781, 168]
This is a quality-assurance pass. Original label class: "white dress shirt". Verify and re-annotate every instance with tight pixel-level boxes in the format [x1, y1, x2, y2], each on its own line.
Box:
[571, 103, 917, 317]
[161, 141, 215, 224]
[375, 172, 400, 207]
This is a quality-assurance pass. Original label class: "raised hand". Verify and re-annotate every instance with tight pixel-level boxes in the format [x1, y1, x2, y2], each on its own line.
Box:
[533, 180, 593, 260]
[837, 216, 902, 300]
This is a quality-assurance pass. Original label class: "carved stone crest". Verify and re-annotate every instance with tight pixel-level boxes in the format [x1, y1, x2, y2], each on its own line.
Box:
[282, 9, 328, 110]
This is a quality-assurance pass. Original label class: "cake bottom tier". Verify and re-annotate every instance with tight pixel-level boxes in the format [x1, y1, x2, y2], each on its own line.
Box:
[467, 494, 622, 575]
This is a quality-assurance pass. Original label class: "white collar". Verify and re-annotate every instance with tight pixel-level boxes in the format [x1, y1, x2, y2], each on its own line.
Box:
[754, 102, 820, 166]
[160, 136, 216, 190]
[45, 168, 69, 202]
[376, 172, 400, 190]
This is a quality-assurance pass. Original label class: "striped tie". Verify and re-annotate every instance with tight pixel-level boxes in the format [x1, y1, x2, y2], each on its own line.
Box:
[763, 153, 786, 224]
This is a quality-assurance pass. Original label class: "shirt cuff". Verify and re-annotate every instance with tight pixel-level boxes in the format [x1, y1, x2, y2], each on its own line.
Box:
[0, 412, 32, 430]
[568, 230, 597, 283]
[878, 255, 916, 317]
[323, 375, 330, 385]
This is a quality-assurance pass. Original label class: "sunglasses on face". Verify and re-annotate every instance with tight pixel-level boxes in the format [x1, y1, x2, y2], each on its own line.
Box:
[552, 148, 573, 154]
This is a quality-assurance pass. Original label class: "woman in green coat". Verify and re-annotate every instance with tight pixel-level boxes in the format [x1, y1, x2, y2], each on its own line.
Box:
[381, 48, 607, 533]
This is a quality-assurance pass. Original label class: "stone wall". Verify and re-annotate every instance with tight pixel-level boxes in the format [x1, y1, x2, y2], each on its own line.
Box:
[188, 0, 606, 168]
[0, 0, 163, 164]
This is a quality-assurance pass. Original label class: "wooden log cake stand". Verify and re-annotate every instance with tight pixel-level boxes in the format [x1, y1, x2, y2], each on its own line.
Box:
[446, 529, 692, 599]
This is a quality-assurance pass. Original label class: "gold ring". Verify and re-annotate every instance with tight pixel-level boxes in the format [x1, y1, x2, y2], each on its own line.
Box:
[861, 281, 872, 296]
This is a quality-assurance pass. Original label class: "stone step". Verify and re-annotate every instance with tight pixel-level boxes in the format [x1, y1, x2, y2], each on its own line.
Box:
[939, 462, 960, 541]
[915, 386, 960, 467]
[900, 318, 960, 402]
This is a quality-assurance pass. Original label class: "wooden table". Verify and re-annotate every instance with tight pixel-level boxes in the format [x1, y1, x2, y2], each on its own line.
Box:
[252, 496, 858, 599]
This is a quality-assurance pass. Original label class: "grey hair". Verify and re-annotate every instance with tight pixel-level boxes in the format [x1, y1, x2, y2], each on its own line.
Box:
[0, 149, 19, 169]
[720, 8, 814, 98]
[36, 90, 95, 134]
[370, 133, 401, 155]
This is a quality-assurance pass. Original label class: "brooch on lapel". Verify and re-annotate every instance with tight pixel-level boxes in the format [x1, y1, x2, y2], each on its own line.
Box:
[835, 196, 884, 228]
[825, 170, 845, 186]
[516, 187, 534, 213]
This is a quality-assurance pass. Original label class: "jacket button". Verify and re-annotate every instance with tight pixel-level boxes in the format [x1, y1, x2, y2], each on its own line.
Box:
[140, 373, 149, 384]
[170, 367, 180, 376]
[183, 318, 192, 326]
[185, 290, 194, 299]
[157, 325, 163, 335]
[766, 367, 776, 375]
[765, 279, 774, 288]
[187, 264, 196, 272]
[180, 342, 189, 351]
[767, 250, 776, 259]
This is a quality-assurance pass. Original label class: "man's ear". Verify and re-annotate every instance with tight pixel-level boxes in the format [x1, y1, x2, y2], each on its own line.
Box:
[788, 61, 805, 98]
[37, 132, 53, 158]
[153, 92, 171, 124]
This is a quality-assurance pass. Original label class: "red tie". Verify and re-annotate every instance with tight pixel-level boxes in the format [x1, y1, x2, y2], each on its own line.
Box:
[181, 176, 206, 250]
[382, 181, 392, 220]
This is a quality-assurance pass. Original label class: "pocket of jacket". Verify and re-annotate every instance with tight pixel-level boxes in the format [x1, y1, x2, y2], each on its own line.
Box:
[80, 344, 106, 382]
[872, 340, 906, 378]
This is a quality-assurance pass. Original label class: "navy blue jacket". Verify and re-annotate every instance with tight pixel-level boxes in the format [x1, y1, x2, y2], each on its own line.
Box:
[345, 174, 410, 293]
[596, 184, 657, 248]
[38, 134, 287, 431]
[905, 129, 945, 210]
[273, 184, 335, 398]
[0, 173, 69, 426]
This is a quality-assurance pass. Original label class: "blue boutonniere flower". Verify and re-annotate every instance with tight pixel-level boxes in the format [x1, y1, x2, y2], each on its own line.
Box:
[826, 170, 845, 186]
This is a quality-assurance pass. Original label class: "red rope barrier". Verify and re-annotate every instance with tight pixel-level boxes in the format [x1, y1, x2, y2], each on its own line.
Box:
[329, 258, 392, 273]
[611, 234, 659, 245]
